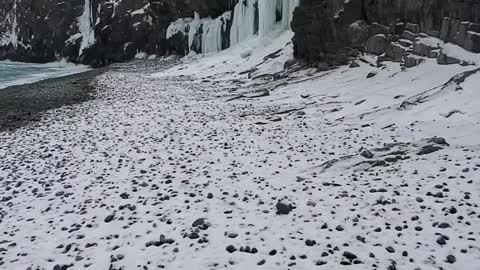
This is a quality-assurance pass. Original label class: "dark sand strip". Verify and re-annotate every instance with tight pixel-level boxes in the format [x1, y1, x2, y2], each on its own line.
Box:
[0, 69, 104, 131]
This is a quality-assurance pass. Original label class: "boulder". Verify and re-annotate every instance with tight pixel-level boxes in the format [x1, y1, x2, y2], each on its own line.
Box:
[348, 20, 369, 49]
[386, 43, 407, 61]
[405, 23, 420, 34]
[404, 55, 423, 68]
[464, 31, 480, 53]
[413, 39, 439, 57]
[437, 50, 461, 65]
[365, 34, 388, 55]
[368, 23, 389, 36]
[401, 30, 419, 42]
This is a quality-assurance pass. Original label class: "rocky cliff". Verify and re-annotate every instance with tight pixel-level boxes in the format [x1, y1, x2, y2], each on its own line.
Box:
[292, 0, 480, 67]
[1, 0, 479, 67]
[0, 0, 234, 66]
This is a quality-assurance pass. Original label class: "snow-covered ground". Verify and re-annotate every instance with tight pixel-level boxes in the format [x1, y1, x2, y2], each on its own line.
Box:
[1, 31, 480, 270]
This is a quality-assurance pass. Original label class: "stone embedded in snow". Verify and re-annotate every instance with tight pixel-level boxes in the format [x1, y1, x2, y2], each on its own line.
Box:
[366, 72, 378, 78]
[437, 50, 461, 65]
[104, 214, 115, 223]
[226, 245, 237, 253]
[275, 201, 292, 215]
[360, 149, 374, 159]
[417, 145, 443, 155]
[427, 137, 449, 146]
[446, 255, 456, 264]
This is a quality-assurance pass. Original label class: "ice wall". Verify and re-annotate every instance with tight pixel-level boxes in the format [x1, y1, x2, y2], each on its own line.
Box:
[167, 11, 231, 54]
[230, 0, 258, 46]
[166, 0, 299, 54]
[230, 0, 299, 45]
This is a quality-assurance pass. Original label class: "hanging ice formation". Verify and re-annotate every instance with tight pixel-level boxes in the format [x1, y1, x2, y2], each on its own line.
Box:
[78, 0, 96, 56]
[166, 0, 299, 54]
[1, 0, 19, 48]
[167, 11, 232, 54]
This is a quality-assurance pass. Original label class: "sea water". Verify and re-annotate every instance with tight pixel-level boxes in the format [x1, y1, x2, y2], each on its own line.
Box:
[0, 60, 89, 90]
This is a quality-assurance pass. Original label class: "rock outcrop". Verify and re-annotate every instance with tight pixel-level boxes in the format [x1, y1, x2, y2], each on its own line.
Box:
[0, 0, 234, 66]
[1, 0, 479, 67]
[292, 0, 480, 67]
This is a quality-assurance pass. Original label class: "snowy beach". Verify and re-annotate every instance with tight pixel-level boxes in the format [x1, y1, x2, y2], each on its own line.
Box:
[1, 39, 479, 270]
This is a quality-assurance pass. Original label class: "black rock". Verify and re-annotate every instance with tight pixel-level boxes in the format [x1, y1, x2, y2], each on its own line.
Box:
[360, 149, 374, 159]
[427, 137, 449, 146]
[226, 245, 237, 253]
[104, 214, 115, 223]
[305, 239, 316, 246]
[343, 251, 358, 260]
[276, 202, 292, 215]
[417, 145, 443, 155]
[192, 218, 205, 227]
[367, 72, 378, 78]
[437, 235, 448, 245]
[446, 255, 456, 264]
[438, 222, 451, 228]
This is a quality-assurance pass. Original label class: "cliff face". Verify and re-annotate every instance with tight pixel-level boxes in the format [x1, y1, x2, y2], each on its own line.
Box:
[1, 0, 479, 67]
[0, 0, 234, 66]
[292, 0, 480, 66]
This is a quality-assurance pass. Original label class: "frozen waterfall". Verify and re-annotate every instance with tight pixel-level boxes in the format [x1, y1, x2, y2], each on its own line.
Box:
[78, 0, 96, 56]
[166, 11, 231, 54]
[231, 0, 299, 46]
[229, 0, 258, 46]
[166, 0, 299, 54]
[1, 0, 19, 48]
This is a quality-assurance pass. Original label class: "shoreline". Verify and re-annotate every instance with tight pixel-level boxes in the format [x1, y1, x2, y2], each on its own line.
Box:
[0, 68, 104, 132]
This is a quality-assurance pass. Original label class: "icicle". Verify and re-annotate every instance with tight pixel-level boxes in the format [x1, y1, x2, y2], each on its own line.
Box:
[230, 0, 258, 46]
[258, 0, 277, 36]
[229, 0, 299, 46]
[166, 11, 231, 54]
[201, 12, 231, 53]
[281, 0, 299, 30]
[79, 0, 96, 56]
[165, 0, 299, 54]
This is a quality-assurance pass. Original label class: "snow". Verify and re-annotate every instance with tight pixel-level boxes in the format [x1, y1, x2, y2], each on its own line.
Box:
[155, 30, 295, 80]
[1, 7, 480, 270]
